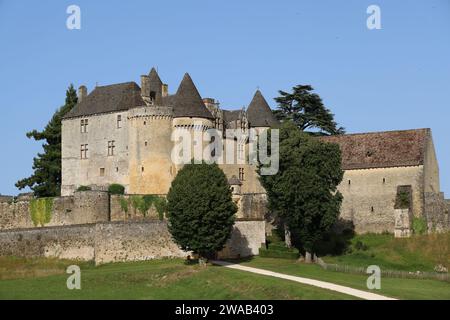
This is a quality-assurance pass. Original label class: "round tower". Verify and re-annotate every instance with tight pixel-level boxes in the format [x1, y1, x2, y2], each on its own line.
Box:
[127, 106, 175, 195]
[171, 73, 215, 166]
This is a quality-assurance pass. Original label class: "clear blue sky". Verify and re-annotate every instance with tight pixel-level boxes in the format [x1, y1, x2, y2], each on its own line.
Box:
[0, 0, 449, 196]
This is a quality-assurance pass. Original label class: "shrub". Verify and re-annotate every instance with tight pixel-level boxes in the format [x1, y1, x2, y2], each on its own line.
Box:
[76, 185, 91, 191]
[413, 217, 427, 235]
[108, 184, 125, 195]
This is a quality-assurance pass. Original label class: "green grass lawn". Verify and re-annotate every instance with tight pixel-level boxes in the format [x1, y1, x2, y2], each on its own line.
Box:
[1, 236, 449, 301]
[321, 233, 450, 272]
[239, 257, 450, 300]
[0, 257, 355, 300]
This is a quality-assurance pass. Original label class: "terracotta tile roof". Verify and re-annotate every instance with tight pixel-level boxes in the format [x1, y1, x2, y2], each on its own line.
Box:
[320, 129, 430, 170]
[64, 82, 145, 119]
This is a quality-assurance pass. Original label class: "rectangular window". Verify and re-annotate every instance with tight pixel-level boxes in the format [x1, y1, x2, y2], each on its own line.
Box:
[108, 140, 115, 156]
[238, 143, 245, 161]
[100, 168, 105, 177]
[80, 119, 88, 133]
[239, 168, 245, 181]
[80, 144, 88, 159]
[117, 115, 122, 128]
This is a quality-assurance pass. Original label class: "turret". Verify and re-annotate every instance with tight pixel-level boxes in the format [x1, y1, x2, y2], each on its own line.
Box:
[141, 67, 164, 105]
[246, 90, 279, 130]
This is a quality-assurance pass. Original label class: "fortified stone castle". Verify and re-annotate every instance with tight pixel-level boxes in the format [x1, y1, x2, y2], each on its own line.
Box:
[0, 67, 448, 264]
[61, 68, 276, 199]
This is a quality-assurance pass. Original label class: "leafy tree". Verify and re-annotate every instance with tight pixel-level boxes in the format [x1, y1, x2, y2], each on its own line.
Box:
[258, 122, 344, 261]
[167, 162, 237, 263]
[16, 84, 78, 197]
[274, 85, 345, 135]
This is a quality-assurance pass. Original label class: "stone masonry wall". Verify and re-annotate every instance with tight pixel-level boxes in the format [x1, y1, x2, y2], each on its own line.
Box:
[424, 192, 449, 232]
[337, 166, 424, 234]
[0, 224, 95, 260]
[217, 220, 266, 259]
[0, 220, 265, 264]
[94, 221, 188, 265]
[0, 191, 110, 230]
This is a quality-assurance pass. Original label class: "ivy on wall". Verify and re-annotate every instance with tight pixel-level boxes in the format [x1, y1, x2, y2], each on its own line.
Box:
[29, 198, 53, 227]
[119, 195, 167, 220]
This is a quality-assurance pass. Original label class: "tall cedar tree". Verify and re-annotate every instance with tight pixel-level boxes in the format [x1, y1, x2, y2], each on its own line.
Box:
[258, 122, 343, 257]
[16, 85, 78, 197]
[274, 85, 345, 135]
[167, 162, 237, 260]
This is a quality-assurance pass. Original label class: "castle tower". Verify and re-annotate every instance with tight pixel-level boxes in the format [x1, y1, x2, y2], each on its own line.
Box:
[141, 67, 164, 105]
[246, 90, 279, 132]
[172, 73, 215, 165]
[128, 69, 175, 194]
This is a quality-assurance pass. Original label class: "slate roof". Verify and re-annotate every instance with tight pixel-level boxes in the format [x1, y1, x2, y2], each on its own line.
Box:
[223, 110, 243, 124]
[320, 129, 430, 170]
[173, 73, 214, 119]
[148, 67, 162, 86]
[246, 90, 279, 128]
[64, 82, 145, 119]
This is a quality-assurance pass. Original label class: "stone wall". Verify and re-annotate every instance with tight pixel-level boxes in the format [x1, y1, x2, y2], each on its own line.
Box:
[337, 166, 424, 234]
[61, 111, 130, 197]
[217, 220, 266, 259]
[0, 224, 95, 260]
[0, 220, 266, 264]
[0, 191, 110, 230]
[424, 192, 449, 232]
[236, 193, 267, 220]
[94, 221, 187, 265]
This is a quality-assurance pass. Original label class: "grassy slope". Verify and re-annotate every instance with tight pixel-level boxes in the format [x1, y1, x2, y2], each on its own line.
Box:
[322, 233, 450, 272]
[0, 257, 354, 300]
[240, 257, 450, 300]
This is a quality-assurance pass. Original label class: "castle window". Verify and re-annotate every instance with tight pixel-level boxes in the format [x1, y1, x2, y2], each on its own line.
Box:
[80, 144, 88, 159]
[150, 91, 156, 102]
[99, 168, 105, 176]
[141, 166, 145, 172]
[145, 141, 148, 147]
[239, 168, 245, 181]
[107, 140, 115, 156]
[80, 119, 88, 133]
[371, 206, 375, 213]
[238, 143, 245, 161]
[117, 115, 122, 128]
[116, 167, 119, 172]
[144, 121, 147, 125]
[383, 178, 386, 184]
[348, 180, 351, 185]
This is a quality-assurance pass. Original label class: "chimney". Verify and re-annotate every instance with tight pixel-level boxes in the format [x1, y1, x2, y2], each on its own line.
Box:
[78, 85, 87, 102]
[162, 84, 169, 97]
[203, 98, 217, 113]
[140, 75, 150, 98]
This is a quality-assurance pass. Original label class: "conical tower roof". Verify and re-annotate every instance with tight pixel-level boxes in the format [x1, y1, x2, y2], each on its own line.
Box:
[173, 73, 214, 119]
[246, 90, 279, 127]
[148, 67, 162, 86]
